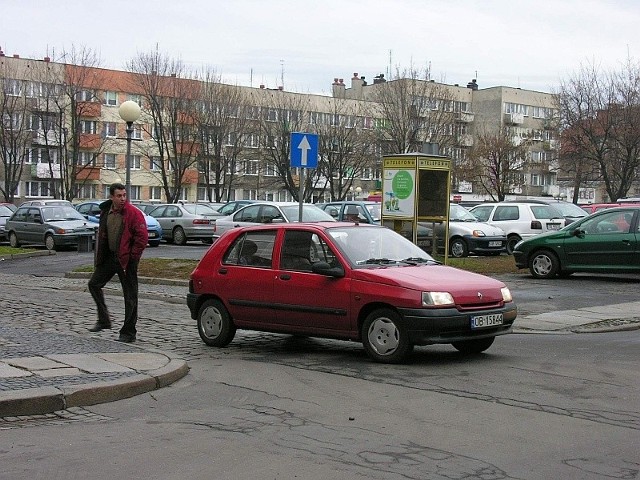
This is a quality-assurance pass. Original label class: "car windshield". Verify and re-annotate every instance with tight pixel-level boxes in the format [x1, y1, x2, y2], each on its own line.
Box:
[42, 206, 86, 222]
[0, 205, 13, 216]
[548, 202, 587, 218]
[450, 204, 479, 222]
[531, 205, 563, 219]
[280, 205, 336, 222]
[366, 204, 381, 222]
[327, 225, 436, 266]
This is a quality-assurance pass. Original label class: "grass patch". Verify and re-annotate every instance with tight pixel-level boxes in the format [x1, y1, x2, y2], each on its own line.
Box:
[432, 254, 521, 275]
[0, 246, 38, 256]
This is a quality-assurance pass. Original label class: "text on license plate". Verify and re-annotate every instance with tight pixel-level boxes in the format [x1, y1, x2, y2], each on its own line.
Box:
[547, 224, 561, 230]
[488, 241, 502, 247]
[148, 232, 157, 238]
[470, 313, 503, 329]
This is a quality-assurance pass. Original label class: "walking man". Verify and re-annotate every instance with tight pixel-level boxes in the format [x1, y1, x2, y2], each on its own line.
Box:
[88, 183, 148, 342]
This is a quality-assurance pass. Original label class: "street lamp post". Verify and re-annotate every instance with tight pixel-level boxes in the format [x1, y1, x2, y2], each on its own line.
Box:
[118, 101, 141, 198]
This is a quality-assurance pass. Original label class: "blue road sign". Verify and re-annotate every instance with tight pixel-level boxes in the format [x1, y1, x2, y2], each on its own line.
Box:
[290, 132, 319, 168]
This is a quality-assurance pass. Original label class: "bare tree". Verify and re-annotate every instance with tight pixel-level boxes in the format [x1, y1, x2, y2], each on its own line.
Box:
[313, 100, 377, 200]
[558, 59, 640, 202]
[367, 66, 459, 155]
[0, 60, 31, 202]
[195, 70, 251, 202]
[254, 90, 317, 201]
[462, 125, 530, 201]
[127, 50, 202, 202]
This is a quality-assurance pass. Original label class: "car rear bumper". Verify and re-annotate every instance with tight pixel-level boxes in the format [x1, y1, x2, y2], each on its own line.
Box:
[397, 303, 517, 345]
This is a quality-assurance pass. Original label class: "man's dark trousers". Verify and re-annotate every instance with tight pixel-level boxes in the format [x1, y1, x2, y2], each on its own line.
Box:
[88, 254, 139, 338]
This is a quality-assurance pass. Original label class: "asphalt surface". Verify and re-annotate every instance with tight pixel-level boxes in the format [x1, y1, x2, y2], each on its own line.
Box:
[1, 250, 639, 418]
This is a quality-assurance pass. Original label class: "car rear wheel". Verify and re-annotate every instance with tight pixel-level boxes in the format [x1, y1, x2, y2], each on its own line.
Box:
[506, 235, 521, 255]
[148, 241, 160, 247]
[450, 238, 469, 258]
[9, 232, 20, 248]
[172, 226, 187, 245]
[529, 249, 559, 279]
[197, 299, 236, 347]
[362, 308, 412, 364]
[452, 337, 495, 354]
[45, 234, 56, 251]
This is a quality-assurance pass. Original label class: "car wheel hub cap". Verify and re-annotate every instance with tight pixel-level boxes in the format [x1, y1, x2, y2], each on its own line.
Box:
[533, 255, 552, 275]
[202, 307, 223, 337]
[368, 318, 399, 355]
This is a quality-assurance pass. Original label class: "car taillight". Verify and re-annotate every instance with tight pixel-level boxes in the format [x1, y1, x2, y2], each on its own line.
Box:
[531, 220, 542, 229]
[193, 219, 210, 225]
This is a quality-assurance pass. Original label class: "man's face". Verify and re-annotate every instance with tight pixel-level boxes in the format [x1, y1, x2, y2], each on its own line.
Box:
[110, 188, 127, 210]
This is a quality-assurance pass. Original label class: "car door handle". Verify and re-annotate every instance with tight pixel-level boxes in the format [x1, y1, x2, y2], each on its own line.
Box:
[622, 240, 632, 245]
[279, 274, 291, 280]
[234, 224, 241, 227]
[218, 268, 228, 274]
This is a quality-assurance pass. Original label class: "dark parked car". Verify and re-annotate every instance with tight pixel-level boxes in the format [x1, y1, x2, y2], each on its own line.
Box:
[188, 222, 517, 363]
[513, 206, 640, 278]
[5, 204, 98, 251]
[0, 204, 15, 241]
[75, 200, 163, 247]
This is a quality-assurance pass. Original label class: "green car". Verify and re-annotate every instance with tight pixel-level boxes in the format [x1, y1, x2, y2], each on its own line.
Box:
[513, 206, 640, 279]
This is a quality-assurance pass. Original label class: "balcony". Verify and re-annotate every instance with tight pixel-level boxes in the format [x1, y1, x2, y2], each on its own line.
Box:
[457, 134, 474, 147]
[32, 130, 60, 146]
[76, 166, 101, 181]
[505, 112, 524, 125]
[182, 169, 199, 184]
[31, 163, 61, 179]
[78, 133, 101, 149]
[455, 111, 475, 123]
[77, 101, 102, 117]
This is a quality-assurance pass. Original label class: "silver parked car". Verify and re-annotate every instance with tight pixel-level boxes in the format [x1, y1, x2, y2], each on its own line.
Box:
[213, 202, 335, 239]
[5, 204, 98, 251]
[147, 203, 220, 245]
[432, 204, 507, 257]
[0, 204, 15, 241]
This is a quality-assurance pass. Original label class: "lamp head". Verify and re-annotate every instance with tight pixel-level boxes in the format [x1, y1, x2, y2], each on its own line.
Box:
[119, 100, 141, 123]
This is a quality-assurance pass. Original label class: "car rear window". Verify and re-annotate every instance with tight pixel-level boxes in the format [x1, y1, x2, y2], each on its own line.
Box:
[530, 205, 561, 219]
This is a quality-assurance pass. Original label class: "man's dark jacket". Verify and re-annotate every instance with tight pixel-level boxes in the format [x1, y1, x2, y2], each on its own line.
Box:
[95, 200, 148, 269]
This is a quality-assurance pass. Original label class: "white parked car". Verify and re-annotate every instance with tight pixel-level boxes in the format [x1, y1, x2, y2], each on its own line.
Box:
[469, 202, 564, 254]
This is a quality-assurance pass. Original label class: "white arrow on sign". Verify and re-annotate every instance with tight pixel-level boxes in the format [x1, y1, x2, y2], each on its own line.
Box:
[297, 135, 311, 166]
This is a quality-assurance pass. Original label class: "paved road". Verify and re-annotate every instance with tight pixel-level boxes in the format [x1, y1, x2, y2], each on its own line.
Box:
[1, 271, 639, 479]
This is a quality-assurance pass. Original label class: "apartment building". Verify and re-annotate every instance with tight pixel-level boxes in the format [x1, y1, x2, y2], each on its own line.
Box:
[1, 53, 561, 206]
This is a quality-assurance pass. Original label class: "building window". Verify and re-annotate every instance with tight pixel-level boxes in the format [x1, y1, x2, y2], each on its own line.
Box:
[76, 184, 97, 199]
[132, 125, 143, 140]
[150, 156, 162, 171]
[131, 155, 141, 169]
[25, 181, 54, 198]
[104, 122, 117, 137]
[76, 151, 96, 167]
[129, 185, 141, 200]
[127, 94, 143, 107]
[2, 112, 21, 129]
[4, 79, 22, 96]
[150, 186, 163, 200]
[244, 160, 259, 175]
[264, 163, 277, 176]
[76, 90, 95, 102]
[104, 153, 116, 169]
[104, 91, 118, 106]
[79, 120, 97, 134]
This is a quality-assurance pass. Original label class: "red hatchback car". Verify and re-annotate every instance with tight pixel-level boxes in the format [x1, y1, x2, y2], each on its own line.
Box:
[187, 222, 517, 363]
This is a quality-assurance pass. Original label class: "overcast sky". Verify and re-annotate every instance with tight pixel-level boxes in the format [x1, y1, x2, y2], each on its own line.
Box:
[2, 0, 638, 95]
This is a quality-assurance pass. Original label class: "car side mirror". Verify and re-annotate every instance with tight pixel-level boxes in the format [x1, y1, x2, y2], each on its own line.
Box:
[33, 215, 43, 224]
[572, 228, 585, 237]
[311, 261, 345, 278]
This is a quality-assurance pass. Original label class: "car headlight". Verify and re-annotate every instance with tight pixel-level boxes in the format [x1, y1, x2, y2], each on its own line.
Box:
[501, 287, 513, 303]
[471, 230, 486, 237]
[422, 291, 455, 306]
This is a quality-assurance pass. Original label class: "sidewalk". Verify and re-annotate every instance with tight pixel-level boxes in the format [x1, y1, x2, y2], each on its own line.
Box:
[1, 271, 639, 419]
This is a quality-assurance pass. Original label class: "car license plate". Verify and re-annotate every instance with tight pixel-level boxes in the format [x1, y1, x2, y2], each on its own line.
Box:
[418, 240, 431, 247]
[488, 241, 502, 247]
[470, 313, 503, 329]
[148, 232, 157, 238]
[547, 223, 561, 230]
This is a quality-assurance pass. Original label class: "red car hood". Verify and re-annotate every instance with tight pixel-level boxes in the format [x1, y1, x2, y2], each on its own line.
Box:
[351, 264, 507, 305]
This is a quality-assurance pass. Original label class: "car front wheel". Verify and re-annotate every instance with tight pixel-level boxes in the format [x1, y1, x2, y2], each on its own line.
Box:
[452, 337, 495, 354]
[506, 235, 521, 255]
[45, 234, 56, 251]
[529, 249, 559, 279]
[197, 299, 236, 347]
[362, 308, 412, 364]
[9, 232, 20, 248]
[450, 238, 469, 258]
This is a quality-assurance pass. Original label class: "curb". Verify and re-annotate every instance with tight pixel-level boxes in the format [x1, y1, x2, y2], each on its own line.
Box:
[0, 358, 189, 417]
[65, 271, 189, 287]
[0, 250, 56, 262]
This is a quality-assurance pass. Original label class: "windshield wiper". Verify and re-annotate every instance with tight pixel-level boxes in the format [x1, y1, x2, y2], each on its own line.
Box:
[359, 258, 397, 265]
[400, 257, 432, 265]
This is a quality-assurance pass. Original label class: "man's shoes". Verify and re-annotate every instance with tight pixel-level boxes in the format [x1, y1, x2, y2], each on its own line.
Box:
[116, 334, 136, 343]
[88, 323, 112, 332]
